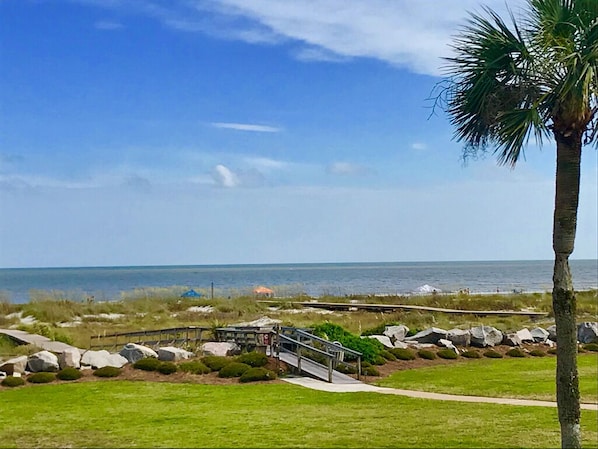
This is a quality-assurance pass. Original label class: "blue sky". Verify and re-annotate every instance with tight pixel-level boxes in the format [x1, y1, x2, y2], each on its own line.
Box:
[0, 0, 596, 268]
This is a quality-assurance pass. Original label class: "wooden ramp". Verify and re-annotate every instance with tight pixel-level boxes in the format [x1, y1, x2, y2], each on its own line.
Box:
[279, 351, 361, 384]
[0, 328, 82, 354]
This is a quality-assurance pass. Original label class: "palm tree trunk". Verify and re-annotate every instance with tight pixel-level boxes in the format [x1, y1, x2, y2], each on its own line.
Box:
[552, 132, 582, 449]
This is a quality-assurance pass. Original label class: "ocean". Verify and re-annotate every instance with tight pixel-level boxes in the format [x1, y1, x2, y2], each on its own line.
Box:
[0, 260, 596, 304]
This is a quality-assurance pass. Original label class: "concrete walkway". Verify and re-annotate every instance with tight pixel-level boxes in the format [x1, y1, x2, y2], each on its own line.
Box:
[282, 377, 598, 411]
[0, 329, 83, 354]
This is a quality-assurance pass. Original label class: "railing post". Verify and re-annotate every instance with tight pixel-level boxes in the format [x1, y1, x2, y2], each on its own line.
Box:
[328, 356, 333, 383]
[357, 356, 361, 380]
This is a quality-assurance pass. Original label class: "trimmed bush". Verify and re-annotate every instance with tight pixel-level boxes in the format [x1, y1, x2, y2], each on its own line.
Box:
[417, 349, 436, 360]
[389, 348, 416, 360]
[57, 367, 82, 381]
[506, 348, 526, 358]
[93, 366, 122, 378]
[437, 349, 459, 359]
[372, 355, 387, 365]
[529, 349, 546, 357]
[239, 367, 277, 383]
[312, 323, 384, 363]
[201, 356, 231, 372]
[547, 348, 558, 355]
[461, 350, 481, 359]
[236, 352, 268, 367]
[362, 365, 380, 376]
[27, 372, 56, 384]
[583, 342, 598, 352]
[218, 362, 251, 378]
[178, 360, 211, 375]
[380, 350, 397, 361]
[2, 376, 25, 387]
[335, 363, 357, 375]
[133, 357, 162, 372]
[157, 362, 177, 375]
[483, 350, 503, 358]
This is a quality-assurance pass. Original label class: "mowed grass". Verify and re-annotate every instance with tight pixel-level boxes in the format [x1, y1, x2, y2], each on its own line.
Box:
[0, 381, 597, 448]
[377, 353, 598, 402]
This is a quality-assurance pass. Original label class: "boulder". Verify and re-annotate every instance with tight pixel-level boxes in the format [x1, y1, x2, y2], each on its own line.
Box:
[577, 322, 598, 344]
[158, 346, 194, 362]
[531, 327, 549, 343]
[503, 333, 522, 347]
[516, 328, 534, 343]
[81, 350, 127, 369]
[438, 338, 458, 353]
[547, 325, 557, 342]
[384, 325, 409, 342]
[119, 343, 158, 363]
[393, 340, 408, 349]
[470, 326, 503, 347]
[404, 327, 448, 345]
[27, 350, 59, 372]
[365, 335, 394, 348]
[447, 329, 471, 347]
[200, 342, 240, 357]
[0, 355, 28, 375]
[58, 348, 81, 369]
[544, 339, 555, 348]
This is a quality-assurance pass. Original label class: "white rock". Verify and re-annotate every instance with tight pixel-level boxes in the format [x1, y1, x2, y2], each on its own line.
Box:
[470, 326, 503, 347]
[0, 355, 28, 375]
[503, 333, 522, 347]
[447, 329, 471, 347]
[119, 343, 158, 363]
[404, 327, 448, 344]
[516, 328, 534, 342]
[200, 342, 240, 357]
[58, 348, 81, 369]
[393, 340, 408, 349]
[106, 353, 128, 368]
[384, 325, 410, 342]
[158, 346, 194, 362]
[531, 327, 549, 343]
[81, 350, 112, 369]
[364, 335, 394, 348]
[27, 351, 59, 372]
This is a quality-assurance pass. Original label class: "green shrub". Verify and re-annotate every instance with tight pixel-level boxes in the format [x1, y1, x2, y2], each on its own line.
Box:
[362, 365, 380, 376]
[417, 349, 436, 360]
[236, 352, 268, 367]
[506, 348, 526, 358]
[437, 349, 459, 359]
[218, 362, 251, 378]
[461, 350, 481, 359]
[157, 362, 177, 375]
[583, 342, 598, 352]
[201, 356, 231, 372]
[93, 366, 122, 378]
[335, 363, 357, 375]
[380, 350, 397, 361]
[178, 360, 211, 375]
[56, 367, 82, 381]
[547, 348, 558, 355]
[389, 348, 416, 360]
[2, 376, 25, 387]
[483, 350, 503, 358]
[27, 372, 56, 384]
[372, 355, 387, 365]
[529, 349, 546, 357]
[239, 367, 277, 383]
[133, 357, 162, 371]
[312, 323, 384, 363]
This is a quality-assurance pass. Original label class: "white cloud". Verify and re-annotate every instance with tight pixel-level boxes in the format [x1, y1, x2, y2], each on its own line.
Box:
[244, 157, 288, 171]
[211, 122, 282, 133]
[326, 161, 370, 176]
[94, 20, 124, 30]
[212, 164, 239, 187]
[411, 142, 427, 151]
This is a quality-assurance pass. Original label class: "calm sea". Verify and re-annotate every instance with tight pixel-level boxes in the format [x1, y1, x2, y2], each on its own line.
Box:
[0, 260, 596, 304]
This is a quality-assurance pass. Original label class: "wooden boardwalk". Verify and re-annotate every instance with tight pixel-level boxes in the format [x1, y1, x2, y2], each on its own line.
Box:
[278, 351, 361, 384]
[0, 328, 82, 353]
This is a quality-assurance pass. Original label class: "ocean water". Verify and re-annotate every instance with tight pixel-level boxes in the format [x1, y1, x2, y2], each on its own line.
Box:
[0, 260, 596, 304]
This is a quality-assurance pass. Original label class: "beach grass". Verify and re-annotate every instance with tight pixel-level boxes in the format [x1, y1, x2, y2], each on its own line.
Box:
[377, 353, 598, 402]
[0, 381, 596, 448]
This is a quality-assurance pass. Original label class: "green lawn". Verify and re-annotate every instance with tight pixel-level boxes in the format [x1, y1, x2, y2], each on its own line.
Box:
[377, 353, 598, 402]
[0, 381, 596, 448]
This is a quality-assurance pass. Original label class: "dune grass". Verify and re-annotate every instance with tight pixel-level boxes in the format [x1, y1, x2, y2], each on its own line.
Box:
[0, 381, 596, 448]
[377, 353, 598, 402]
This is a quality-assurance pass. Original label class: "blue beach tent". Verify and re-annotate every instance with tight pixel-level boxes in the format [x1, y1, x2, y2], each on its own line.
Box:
[181, 289, 202, 298]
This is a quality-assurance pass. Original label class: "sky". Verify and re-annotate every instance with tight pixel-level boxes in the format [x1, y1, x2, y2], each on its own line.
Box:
[0, 0, 596, 268]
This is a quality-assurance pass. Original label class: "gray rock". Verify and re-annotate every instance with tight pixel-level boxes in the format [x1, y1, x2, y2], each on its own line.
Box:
[158, 346, 194, 362]
[81, 350, 112, 369]
[547, 325, 557, 341]
[516, 328, 534, 343]
[106, 353, 128, 368]
[531, 327, 549, 343]
[27, 350, 59, 372]
[447, 329, 471, 347]
[384, 325, 409, 342]
[365, 335, 394, 348]
[393, 340, 408, 349]
[58, 348, 81, 369]
[200, 342, 240, 357]
[404, 327, 448, 345]
[438, 338, 458, 353]
[0, 355, 28, 375]
[544, 339, 555, 348]
[119, 343, 158, 363]
[470, 326, 503, 347]
[577, 322, 598, 344]
[503, 333, 522, 347]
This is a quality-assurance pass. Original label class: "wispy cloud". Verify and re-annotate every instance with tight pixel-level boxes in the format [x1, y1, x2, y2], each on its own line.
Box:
[212, 164, 240, 187]
[94, 20, 124, 30]
[411, 142, 427, 151]
[211, 122, 282, 133]
[244, 157, 288, 171]
[326, 162, 371, 176]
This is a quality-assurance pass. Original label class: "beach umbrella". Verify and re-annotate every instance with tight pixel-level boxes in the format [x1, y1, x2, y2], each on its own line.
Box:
[253, 286, 274, 297]
[181, 289, 202, 298]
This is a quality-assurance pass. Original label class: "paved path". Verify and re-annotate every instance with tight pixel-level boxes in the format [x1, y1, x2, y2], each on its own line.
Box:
[282, 377, 598, 411]
[0, 329, 83, 354]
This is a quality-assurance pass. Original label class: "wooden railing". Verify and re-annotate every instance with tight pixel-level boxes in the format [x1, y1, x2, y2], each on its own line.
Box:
[89, 326, 211, 350]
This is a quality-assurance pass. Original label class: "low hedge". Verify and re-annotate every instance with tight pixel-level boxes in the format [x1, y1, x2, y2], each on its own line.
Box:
[461, 350, 481, 359]
[483, 350, 503, 358]
[93, 366, 122, 378]
[157, 362, 177, 375]
[362, 365, 380, 376]
[28, 372, 56, 384]
[583, 343, 598, 352]
[239, 367, 277, 383]
[133, 358, 162, 372]
[389, 348, 416, 360]
[380, 350, 397, 361]
[506, 348, 526, 358]
[2, 376, 25, 387]
[417, 349, 436, 360]
[529, 349, 546, 357]
[218, 362, 251, 378]
[335, 363, 358, 375]
[201, 356, 231, 372]
[437, 349, 459, 359]
[236, 352, 268, 367]
[57, 367, 83, 381]
[178, 360, 211, 375]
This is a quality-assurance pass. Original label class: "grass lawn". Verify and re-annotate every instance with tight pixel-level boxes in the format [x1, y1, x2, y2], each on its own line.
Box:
[0, 381, 596, 448]
[377, 353, 598, 402]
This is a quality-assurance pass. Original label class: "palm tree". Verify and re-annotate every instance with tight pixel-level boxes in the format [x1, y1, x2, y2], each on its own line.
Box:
[441, 1, 597, 447]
